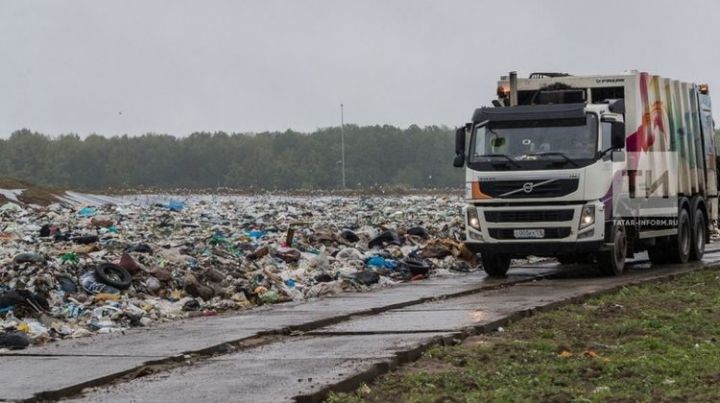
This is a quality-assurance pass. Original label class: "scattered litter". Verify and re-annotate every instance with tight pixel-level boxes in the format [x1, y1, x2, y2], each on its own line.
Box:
[0, 193, 481, 348]
[0, 331, 31, 350]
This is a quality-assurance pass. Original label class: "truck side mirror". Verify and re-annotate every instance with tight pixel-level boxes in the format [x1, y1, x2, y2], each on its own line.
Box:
[611, 121, 625, 149]
[454, 127, 466, 167]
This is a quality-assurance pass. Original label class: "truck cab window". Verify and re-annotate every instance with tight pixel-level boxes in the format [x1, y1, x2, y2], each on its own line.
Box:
[470, 114, 599, 164]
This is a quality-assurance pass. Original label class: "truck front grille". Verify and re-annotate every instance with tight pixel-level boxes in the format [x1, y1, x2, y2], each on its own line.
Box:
[480, 178, 579, 198]
[484, 210, 574, 223]
[488, 227, 572, 240]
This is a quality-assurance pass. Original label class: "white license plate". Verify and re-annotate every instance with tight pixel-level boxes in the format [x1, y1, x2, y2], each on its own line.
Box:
[513, 229, 545, 239]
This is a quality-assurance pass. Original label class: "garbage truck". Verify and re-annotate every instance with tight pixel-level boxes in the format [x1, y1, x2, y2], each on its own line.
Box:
[454, 71, 717, 276]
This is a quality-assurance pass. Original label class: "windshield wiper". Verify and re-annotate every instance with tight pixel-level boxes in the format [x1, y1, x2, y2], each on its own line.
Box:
[483, 154, 521, 167]
[530, 152, 579, 167]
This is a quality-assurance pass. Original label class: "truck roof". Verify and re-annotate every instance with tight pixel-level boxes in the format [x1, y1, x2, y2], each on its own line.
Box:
[472, 103, 586, 123]
[498, 72, 706, 96]
[499, 72, 636, 91]
[494, 71, 709, 110]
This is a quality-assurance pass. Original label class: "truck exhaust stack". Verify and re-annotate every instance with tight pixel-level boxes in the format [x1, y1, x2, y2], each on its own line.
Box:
[509, 71, 518, 107]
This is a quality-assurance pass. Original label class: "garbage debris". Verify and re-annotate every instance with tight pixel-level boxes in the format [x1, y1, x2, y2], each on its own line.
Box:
[406, 226, 430, 239]
[0, 331, 31, 350]
[368, 230, 403, 248]
[0, 193, 480, 347]
[77, 206, 97, 218]
[366, 255, 398, 270]
[13, 252, 45, 265]
[167, 200, 185, 212]
[401, 256, 432, 277]
[354, 270, 380, 286]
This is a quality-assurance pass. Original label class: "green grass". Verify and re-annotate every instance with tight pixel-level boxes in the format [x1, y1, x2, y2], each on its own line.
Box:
[328, 269, 720, 402]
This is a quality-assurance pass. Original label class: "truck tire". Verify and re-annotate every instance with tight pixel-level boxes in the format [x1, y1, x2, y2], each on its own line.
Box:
[690, 207, 706, 261]
[481, 253, 510, 278]
[598, 224, 626, 276]
[667, 208, 691, 263]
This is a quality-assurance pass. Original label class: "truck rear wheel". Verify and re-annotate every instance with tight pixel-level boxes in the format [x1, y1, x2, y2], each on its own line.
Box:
[690, 208, 706, 261]
[598, 224, 626, 276]
[667, 208, 691, 263]
[481, 253, 510, 278]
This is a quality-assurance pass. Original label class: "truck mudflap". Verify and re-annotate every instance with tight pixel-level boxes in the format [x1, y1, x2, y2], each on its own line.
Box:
[464, 240, 604, 257]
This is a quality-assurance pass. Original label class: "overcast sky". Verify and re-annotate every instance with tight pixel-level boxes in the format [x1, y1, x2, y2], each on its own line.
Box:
[1, 0, 718, 137]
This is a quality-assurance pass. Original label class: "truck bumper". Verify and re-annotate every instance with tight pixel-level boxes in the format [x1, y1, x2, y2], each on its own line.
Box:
[464, 201, 607, 258]
[464, 240, 605, 257]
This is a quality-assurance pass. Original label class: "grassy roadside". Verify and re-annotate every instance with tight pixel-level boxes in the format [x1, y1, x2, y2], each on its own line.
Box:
[328, 269, 720, 402]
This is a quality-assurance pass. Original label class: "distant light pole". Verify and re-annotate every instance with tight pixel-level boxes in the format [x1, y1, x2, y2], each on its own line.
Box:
[340, 103, 346, 189]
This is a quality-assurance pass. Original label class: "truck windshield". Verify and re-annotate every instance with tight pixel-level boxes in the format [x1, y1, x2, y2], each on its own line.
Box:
[470, 114, 598, 165]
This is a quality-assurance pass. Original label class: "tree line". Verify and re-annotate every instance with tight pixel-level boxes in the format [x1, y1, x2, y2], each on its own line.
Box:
[0, 126, 462, 190]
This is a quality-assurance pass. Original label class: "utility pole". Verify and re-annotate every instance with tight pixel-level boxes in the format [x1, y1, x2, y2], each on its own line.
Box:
[340, 103, 346, 188]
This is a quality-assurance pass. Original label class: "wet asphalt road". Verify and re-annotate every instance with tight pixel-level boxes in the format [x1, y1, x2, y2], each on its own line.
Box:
[3, 246, 720, 402]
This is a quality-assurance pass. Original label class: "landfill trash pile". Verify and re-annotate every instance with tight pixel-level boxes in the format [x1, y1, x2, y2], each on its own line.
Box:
[0, 194, 478, 349]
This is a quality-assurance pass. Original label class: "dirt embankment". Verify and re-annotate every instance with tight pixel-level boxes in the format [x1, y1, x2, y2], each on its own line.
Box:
[0, 177, 65, 206]
[102, 185, 462, 197]
[1, 177, 462, 206]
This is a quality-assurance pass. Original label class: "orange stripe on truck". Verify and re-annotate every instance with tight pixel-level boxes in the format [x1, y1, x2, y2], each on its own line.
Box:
[472, 182, 492, 199]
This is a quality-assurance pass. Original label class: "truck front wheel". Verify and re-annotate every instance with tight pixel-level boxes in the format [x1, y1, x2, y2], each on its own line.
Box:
[598, 224, 626, 276]
[481, 253, 511, 278]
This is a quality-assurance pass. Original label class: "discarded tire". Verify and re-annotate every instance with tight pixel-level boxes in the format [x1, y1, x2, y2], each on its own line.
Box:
[182, 299, 201, 311]
[95, 263, 132, 290]
[368, 230, 402, 248]
[402, 257, 432, 276]
[13, 252, 45, 265]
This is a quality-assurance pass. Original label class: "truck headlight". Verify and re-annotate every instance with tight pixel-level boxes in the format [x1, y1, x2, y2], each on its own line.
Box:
[467, 206, 481, 230]
[579, 205, 595, 229]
